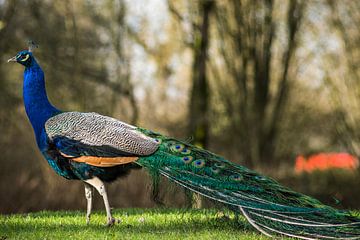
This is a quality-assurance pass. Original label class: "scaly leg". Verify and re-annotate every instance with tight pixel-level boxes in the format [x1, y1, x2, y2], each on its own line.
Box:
[84, 183, 93, 224]
[85, 177, 115, 226]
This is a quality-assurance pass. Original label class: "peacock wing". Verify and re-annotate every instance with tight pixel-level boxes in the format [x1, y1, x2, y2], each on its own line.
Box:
[44, 112, 159, 167]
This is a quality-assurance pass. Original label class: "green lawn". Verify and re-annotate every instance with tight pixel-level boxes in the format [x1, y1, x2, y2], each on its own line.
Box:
[0, 208, 275, 240]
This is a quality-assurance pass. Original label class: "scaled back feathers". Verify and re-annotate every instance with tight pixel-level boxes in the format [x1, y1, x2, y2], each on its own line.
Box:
[45, 112, 159, 157]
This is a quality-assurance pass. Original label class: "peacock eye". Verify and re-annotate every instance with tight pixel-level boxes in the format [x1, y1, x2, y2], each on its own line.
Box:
[20, 54, 30, 62]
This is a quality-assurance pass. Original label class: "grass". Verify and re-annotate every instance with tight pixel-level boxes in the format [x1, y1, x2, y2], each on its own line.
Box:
[0, 208, 273, 240]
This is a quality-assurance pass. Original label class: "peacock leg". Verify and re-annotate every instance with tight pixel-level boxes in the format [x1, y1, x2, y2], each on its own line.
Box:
[84, 177, 115, 226]
[84, 183, 93, 224]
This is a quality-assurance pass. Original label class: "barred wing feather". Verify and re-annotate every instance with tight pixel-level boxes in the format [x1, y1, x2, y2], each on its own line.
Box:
[45, 112, 159, 158]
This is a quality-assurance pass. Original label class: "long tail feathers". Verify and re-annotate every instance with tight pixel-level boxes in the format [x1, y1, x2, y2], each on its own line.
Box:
[136, 130, 360, 239]
[159, 167, 360, 239]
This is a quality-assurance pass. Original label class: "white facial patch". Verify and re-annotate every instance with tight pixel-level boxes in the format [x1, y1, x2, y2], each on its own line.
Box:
[20, 54, 30, 62]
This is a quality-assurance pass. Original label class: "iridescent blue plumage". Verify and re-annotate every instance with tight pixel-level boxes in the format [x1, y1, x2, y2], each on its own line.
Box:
[9, 49, 360, 239]
[19, 51, 74, 179]
[22, 52, 59, 145]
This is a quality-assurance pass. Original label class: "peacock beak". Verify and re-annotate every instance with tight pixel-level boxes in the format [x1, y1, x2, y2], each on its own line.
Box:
[7, 56, 17, 62]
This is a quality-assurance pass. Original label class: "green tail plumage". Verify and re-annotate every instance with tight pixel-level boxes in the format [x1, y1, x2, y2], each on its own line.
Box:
[137, 128, 360, 240]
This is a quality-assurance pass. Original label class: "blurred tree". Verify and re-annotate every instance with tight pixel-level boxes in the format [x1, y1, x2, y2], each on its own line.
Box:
[327, 0, 360, 157]
[0, 0, 20, 169]
[213, 0, 306, 167]
[89, 0, 139, 124]
[187, 0, 214, 149]
[0, 0, 19, 109]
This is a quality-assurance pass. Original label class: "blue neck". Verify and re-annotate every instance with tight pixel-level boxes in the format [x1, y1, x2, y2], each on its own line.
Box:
[23, 59, 60, 145]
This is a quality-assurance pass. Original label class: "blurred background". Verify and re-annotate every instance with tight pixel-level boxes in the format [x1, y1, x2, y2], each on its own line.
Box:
[1, 0, 360, 214]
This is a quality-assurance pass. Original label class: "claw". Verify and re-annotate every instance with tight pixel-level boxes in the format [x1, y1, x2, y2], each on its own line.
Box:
[106, 217, 116, 227]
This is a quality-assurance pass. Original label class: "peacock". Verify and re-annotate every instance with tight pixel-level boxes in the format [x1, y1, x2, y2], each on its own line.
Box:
[8, 45, 360, 240]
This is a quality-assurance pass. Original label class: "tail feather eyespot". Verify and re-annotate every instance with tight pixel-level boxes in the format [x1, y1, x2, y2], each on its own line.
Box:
[193, 159, 206, 168]
[181, 148, 191, 154]
[230, 174, 243, 182]
[167, 141, 177, 146]
[170, 143, 185, 152]
[182, 156, 193, 164]
[210, 166, 221, 174]
[214, 162, 226, 169]
[255, 176, 267, 181]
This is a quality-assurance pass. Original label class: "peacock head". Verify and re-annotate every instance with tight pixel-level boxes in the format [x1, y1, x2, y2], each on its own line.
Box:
[8, 41, 38, 67]
[7, 50, 34, 67]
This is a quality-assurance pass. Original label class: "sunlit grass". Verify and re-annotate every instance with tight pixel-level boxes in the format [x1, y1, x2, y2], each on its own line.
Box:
[0, 208, 275, 240]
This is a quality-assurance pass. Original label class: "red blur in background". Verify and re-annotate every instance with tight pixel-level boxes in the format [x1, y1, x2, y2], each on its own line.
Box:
[295, 153, 359, 173]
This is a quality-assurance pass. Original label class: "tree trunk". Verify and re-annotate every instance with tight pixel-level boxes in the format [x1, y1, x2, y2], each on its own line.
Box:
[188, 0, 214, 208]
[189, 0, 214, 149]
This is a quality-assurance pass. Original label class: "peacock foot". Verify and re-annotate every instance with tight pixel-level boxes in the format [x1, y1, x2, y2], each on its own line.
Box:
[105, 217, 116, 227]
